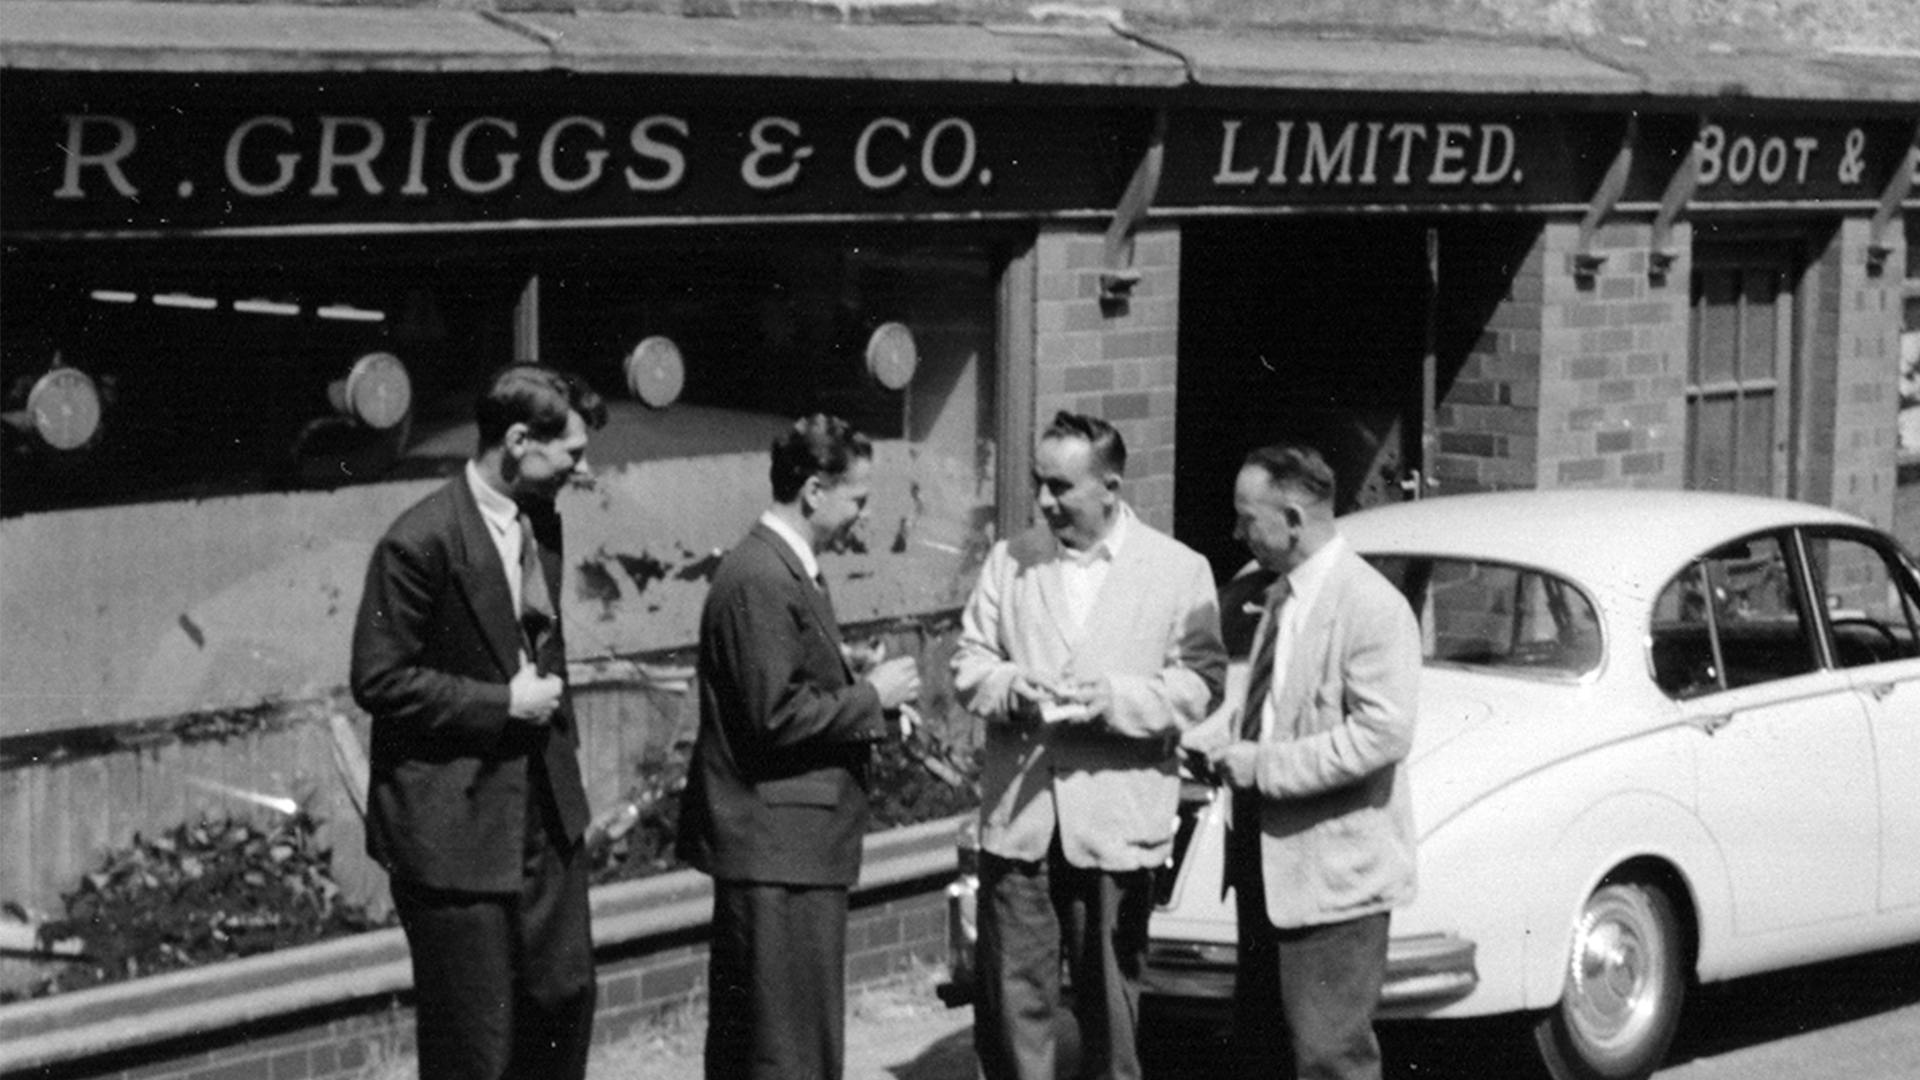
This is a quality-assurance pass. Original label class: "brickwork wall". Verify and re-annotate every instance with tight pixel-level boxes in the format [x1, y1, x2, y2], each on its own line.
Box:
[1032, 224, 1181, 532]
[1817, 215, 1904, 530]
[1431, 236, 1546, 495]
[14, 886, 950, 1080]
[1534, 219, 1691, 491]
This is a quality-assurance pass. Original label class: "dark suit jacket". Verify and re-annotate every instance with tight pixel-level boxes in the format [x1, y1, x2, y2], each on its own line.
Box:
[350, 475, 591, 894]
[676, 523, 890, 887]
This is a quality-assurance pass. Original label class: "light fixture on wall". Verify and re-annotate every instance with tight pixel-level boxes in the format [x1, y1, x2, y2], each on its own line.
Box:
[22, 356, 103, 451]
[865, 321, 918, 391]
[625, 335, 685, 408]
[327, 351, 412, 430]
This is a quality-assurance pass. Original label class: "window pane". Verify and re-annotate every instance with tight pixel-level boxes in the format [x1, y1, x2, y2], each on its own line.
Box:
[1380, 556, 1602, 678]
[1703, 533, 1816, 688]
[1735, 391, 1774, 496]
[1692, 267, 1738, 385]
[1690, 394, 1736, 492]
[1651, 562, 1719, 697]
[1801, 532, 1920, 667]
[1739, 268, 1780, 383]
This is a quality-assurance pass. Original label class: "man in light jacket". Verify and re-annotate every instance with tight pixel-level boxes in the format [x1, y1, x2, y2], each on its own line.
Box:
[954, 411, 1226, 1080]
[1184, 443, 1420, 1080]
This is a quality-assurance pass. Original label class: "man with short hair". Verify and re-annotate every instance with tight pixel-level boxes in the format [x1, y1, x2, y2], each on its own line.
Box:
[955, 411, 1226, 1080]
[678, 413, 923, 1080]
[1184, 443, 1421, 1080]
[351, 363, 607, 1080]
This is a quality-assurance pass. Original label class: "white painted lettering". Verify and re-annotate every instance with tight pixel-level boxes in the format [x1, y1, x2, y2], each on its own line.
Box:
[625, 115, 688, 192]
[538, 116, 608, 194]
[920, 117, 976, 190]
[1212, 120, 1259, 186]
[1357, 121, 1383, 184]
[855, 117, 912, 190]
[448, 118, 519, 195]
[1267, 121, 1294, 185]
[54, 115, 139, 200]
[1299, 122, 1357, 185]
[225, 116, 299, 198]
[1726, 135, 1756, 184]
[310, 117, 386, 197]
[401, 116, 431, 196]
[1473, 124, 1516, 184]
[1697, 125, 1725, 185]
[742, 116, 811, 191]
[1792, 136, 1818, 184]
[1387, 123, 1429, 185]
[1428, 123, 1472, 184]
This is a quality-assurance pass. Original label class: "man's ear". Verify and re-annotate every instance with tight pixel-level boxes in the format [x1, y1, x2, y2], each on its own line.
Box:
[799, 473, 823, 515]
[502, 422, 531, 460]
[1282, 504, 1303, 529]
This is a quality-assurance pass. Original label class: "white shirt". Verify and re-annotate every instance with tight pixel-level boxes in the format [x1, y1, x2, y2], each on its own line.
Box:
[1058, 506, 1130, 637]
[467, 461, 525, 613]
[1258, 531, 1348, 741]
[759, 510, 822, 586]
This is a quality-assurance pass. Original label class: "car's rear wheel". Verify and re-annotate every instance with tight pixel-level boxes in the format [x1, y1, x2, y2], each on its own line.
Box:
[1533, 880, 1685, 1080]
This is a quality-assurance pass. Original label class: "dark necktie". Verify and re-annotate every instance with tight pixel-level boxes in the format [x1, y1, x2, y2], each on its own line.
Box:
[518, 511, 556, 669]
[1239, 577, 1292, 739]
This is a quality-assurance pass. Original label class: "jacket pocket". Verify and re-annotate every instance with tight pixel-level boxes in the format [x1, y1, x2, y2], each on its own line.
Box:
[756, 775, 842, 806]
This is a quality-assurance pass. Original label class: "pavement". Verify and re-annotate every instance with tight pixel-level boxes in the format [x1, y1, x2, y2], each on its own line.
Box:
[595, 967, 980, 1080]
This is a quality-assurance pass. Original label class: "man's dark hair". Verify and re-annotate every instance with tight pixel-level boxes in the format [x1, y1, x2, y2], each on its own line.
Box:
[1040, 411, 1126, 477]
[770, 413, 873, 503]
[1243, 443, 1336, 505]
[475, 364, 608, 449]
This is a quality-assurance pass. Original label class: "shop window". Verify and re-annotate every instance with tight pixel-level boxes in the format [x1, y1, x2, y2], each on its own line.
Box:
[1901, 216, 1920, 453]
[1688, 246, 1798, 496]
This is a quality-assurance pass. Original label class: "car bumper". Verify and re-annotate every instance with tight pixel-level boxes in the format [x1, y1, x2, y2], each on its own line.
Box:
[938, 870, 1479, 1018]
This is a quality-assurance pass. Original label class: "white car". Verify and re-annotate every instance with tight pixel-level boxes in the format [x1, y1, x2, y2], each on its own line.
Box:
[945, 489, 1920, 1080]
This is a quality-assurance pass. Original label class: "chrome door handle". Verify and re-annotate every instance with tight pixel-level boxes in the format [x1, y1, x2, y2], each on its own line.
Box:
[1867, 682, 1898, 701]
[1692, 713, 1733, 736]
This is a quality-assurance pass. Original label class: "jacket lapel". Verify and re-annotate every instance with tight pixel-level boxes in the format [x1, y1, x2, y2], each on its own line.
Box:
[1275, 550, 1349, 733]
[750, 523, 852, 680]
[449, 478, 524, 679]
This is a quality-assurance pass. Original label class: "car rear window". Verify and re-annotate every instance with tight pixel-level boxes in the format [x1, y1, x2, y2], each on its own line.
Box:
[1367, 555, 1604, 678]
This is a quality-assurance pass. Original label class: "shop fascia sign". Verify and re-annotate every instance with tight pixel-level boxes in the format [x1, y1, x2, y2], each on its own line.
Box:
[1157, 111, 1917, 209]
[1, 82, 1140, 233]
[5, 74, 1914, 234]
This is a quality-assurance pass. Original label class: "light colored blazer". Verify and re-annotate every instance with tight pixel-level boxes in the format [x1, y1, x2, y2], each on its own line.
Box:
[953, 510, 1226, 872]
[1197, 545, 1421, 928]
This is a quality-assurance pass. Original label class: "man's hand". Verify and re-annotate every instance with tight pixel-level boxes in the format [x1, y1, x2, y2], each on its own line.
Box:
[509, 660, 563, 724]
[866, 654, 922, 712]
[1008, 669, 1071, 721]
[1208, 741, 1262, 789]
[1057, 677, 1114, 724]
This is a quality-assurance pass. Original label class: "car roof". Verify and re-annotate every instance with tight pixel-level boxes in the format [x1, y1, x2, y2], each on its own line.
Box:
[1338, 489, 1872, 600]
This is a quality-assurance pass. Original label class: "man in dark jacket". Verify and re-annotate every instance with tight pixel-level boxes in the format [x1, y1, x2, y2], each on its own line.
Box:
[351, 363, 606, 1080]
[677, 413, 921, 1080]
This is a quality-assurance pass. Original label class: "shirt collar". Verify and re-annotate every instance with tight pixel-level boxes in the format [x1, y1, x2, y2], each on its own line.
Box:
[466, 461, 519, 536]
[758, 510, 821, 583]
[1060, 503, 1132, 566]
[1285, 531, 1347, 615]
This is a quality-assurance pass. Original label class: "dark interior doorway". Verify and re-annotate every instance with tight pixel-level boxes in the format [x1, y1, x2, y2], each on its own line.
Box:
[1174, 218, 1431, 579]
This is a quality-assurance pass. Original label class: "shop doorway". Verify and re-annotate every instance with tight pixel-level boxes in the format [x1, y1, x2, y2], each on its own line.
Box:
[1174, 218, 1432, 578]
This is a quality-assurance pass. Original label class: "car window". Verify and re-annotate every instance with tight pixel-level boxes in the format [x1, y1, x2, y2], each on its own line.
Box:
[1800, 530, 1920, 668]
[1650, 531, 1817, 698]
[1366, 556, 1602, 678]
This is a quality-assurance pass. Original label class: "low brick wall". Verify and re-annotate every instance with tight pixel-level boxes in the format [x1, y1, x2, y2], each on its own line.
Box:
[0, 817, 964, 1080]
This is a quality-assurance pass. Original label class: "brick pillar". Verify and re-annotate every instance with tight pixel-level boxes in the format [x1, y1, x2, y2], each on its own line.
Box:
[1032, 223, 1181, 531]
[1432, 234, 1546, 494]
[1817, 215, 1903, 529]
[1532, 219, 1690, 490]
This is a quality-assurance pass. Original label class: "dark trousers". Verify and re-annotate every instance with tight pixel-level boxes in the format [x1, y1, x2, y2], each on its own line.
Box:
[391, 828, 596, 1080]
[974, 839, 1154, 1080]
[706, 881, 850, 1080]
[1228, 803, 1391, 1080]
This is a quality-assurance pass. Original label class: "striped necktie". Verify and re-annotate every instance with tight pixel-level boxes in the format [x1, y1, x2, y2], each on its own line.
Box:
[1239, 577, 1292, 739]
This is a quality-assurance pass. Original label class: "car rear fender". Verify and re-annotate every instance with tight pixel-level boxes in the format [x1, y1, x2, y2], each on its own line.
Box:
[1519, 791, 1732, 1011]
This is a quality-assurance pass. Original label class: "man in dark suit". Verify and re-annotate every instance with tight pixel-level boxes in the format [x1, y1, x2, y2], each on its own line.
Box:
[351, 363, 607, 1080]
[677, 413, 922, 1080]
[1185, 444, 1421, 1080]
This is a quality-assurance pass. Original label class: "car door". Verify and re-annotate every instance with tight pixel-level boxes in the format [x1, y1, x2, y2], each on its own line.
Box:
[1665, 530, 1879, 934]
[1799, 527, 1920, 913]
